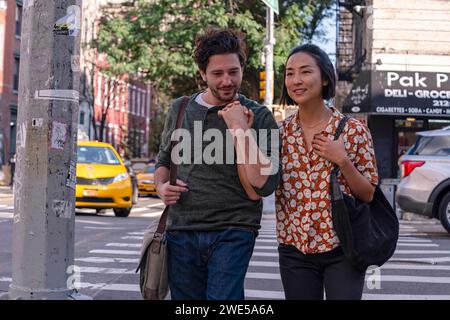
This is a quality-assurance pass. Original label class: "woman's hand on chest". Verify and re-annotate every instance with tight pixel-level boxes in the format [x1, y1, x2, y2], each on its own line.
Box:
[311, 134, 349, 167]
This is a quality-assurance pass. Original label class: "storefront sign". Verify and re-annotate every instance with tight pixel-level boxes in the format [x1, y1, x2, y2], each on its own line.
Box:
[343, 71, 450, 115]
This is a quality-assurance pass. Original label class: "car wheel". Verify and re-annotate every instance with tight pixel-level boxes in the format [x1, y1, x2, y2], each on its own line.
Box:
[113, 208, 131, 217]
[438, 192, 450, 233]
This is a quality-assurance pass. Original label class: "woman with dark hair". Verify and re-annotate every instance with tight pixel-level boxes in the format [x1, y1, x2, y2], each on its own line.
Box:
[275, 44, 379, 300]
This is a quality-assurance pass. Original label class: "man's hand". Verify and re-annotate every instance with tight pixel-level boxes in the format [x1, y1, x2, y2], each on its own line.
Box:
[218, 101, 252, 129]
[156, 179, 189, 205]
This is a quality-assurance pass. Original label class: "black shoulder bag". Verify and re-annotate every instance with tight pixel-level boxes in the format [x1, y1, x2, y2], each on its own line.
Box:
[330, 116, 399, 272]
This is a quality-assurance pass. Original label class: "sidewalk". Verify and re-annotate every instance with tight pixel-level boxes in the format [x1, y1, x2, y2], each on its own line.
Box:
[0, 185, 13, 199]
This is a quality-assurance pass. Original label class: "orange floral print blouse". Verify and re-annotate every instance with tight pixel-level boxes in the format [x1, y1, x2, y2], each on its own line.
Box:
[275, 107, 379, 254]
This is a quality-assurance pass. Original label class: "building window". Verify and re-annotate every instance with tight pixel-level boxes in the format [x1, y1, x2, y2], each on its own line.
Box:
[15, 3, 22, 37]
[137, 90, 141, 116]
[79, 111, 85, 125]
[9, 106, 18, 158]
[13, 56, 20, 92]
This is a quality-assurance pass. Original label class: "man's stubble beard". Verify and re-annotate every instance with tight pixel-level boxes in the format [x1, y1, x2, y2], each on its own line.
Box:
[210, 86, 239, 105]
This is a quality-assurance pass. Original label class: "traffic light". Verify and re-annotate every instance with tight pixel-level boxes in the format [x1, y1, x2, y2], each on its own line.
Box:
[259, 70, 266, 101]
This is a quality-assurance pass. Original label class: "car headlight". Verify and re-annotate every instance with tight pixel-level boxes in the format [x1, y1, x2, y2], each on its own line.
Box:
[113, 173, 130, 183]
[141, 180, 154, 184]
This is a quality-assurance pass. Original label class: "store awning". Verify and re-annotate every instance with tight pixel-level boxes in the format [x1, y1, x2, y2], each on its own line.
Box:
[342, 70, 450, 116]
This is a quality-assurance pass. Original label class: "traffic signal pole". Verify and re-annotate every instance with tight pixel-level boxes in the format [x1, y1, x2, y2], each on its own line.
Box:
[264, 6, 275, 111]
[0, 0, 90, 300]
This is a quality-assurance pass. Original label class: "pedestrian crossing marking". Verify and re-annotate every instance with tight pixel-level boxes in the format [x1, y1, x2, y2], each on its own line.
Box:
[106, 243, 141, 248]
[2, 213, 437, 300]
[141, 212, 163, 218]
[78, 267, 134, 274]
[394, 250, 450, 254]
[89, 249, 140, 255]
[362, 294, 450, 300]
[396, 243, 438, 247]
[75, 257, 139, 264]
[121, 236, 143, 240]
[84, 226, 125, 230]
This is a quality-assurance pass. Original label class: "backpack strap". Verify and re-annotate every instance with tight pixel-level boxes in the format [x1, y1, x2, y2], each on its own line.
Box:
[331, 116, 350, 176]
[154, 96, 189, 241]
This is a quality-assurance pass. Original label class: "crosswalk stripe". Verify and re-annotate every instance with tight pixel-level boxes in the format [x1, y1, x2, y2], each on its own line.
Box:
[146, 203, 165, 209]
[252, 252, 278, 257]
[84, 226, 125, 230]
[247, 272, 450, 284]
[399, 226, 417, 229]
[379, 264, 450, 271]
[78, 282, 140, 292]
[378, 275, 450, 284]
[399, 233, 433, 237]
[247, 272, 280, 280]
[78, 267, 134, 274]
[75, 257, 139, 264]
[254, 245, 277, 250]
[89, 249, 140, 255]
[362, 294, 450, 300]
[131, 208, 149, 213]
[106, 243, 141, 248]
[0, 277, 12, 282]
[249, 261, 279, 267]
[257, 235, 277, 239]
[394, 250, 450, 254]
[396, 243, 439, 247]
[245, 289, 284, 299]
[141, 212, 163, 218]
[389, 257, 450, 264]
[398, 239, 432, 243]
[128, 232, 145, 235]
[0, 212, 12, 218]
[121, 236, 143, 240]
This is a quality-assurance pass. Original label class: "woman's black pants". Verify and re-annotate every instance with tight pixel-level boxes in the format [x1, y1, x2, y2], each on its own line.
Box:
[278, 244, 366, 300]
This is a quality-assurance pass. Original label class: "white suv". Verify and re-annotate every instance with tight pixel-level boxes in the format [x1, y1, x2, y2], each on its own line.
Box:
[396, 127, 450, 233]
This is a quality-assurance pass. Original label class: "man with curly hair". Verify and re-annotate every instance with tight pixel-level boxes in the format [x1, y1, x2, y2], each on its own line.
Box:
[155, 28, 280, 300]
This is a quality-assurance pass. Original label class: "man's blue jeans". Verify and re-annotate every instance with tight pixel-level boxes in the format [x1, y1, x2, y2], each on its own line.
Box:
[166, 228, 256, 300]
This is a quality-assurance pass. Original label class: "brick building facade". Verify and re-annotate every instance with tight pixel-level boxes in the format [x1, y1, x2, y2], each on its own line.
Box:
[0, 0, 21, 185]
[79, 0, 156, 159]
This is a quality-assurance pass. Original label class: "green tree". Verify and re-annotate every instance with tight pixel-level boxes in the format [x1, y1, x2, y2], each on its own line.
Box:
[95, 0, 333, 101]
[94, 0, 333, 153]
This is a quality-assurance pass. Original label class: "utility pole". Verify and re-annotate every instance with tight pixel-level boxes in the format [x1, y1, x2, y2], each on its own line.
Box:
[264, 6, 276, 111]
[1, 0, 89, 300]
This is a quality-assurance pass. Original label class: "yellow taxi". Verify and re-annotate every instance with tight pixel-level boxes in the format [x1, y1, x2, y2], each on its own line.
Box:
[76, 141, 132, 217]
[137, 164, 157, 196]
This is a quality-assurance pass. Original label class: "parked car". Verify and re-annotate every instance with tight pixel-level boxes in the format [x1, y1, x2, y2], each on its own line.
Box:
[76, 141, 133, 217]
[137, 164, 157, 196]
[396, 126, 450, 233]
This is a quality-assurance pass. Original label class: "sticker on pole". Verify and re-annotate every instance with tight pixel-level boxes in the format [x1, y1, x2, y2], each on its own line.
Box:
[51, 121, 68, 150]
[66, 160, 77, 190]
[53, 200, 73, 219]
[53, 5, 81, 36]
[35, 90, 79, 103]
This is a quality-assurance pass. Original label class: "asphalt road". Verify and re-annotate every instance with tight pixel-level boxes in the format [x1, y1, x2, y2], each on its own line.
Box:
[1, 193, 450, 300]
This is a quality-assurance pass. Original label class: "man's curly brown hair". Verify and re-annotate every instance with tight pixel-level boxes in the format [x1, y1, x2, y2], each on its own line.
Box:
[194, 28, 247, 72]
